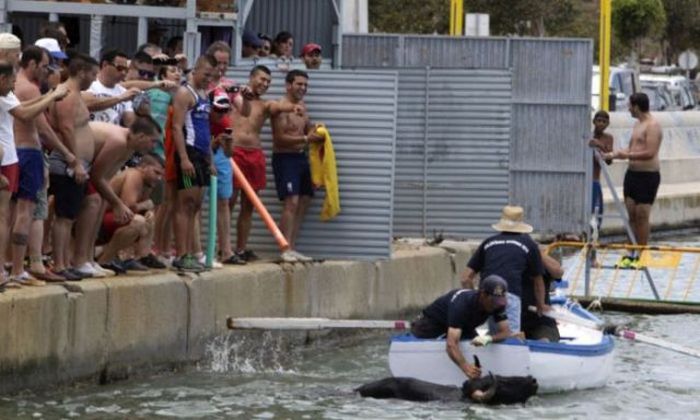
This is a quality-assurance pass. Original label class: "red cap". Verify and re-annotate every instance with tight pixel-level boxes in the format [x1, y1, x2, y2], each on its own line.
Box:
[300, 43, 322, 57]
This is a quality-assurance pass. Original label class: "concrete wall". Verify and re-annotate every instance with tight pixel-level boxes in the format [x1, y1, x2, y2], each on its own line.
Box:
[0, 242, 477, 393]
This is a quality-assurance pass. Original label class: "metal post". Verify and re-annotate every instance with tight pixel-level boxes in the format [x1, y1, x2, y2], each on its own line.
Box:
[421, 66, 431, 237]
[598, 0, 611, 111]
[184, 0, 199, 65]
[331, 0, 343, 68]
[89, 14, 103, 60]
[137, 17, 148, 49]
[0, 0, 11, 33]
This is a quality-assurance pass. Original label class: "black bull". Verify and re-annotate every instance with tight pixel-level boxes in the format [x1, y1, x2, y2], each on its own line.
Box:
[356, 374, 538, 405]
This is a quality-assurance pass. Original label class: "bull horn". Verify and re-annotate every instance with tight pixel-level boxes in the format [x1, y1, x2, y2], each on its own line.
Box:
[470, 372, 498, 403]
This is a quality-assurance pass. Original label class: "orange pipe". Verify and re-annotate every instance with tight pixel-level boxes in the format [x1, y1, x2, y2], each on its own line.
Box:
[231, 158, 289, 251]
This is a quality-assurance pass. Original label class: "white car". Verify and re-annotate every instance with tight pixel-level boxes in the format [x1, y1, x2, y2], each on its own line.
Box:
[639, 74, 697, 110]
[592, 65, 639, 111]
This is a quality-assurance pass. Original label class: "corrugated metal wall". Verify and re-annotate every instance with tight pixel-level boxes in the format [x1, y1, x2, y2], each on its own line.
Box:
[342, 34, 592, 237]
[208, 68, 398, 260]
[508, 38, 593, 233]
[393, 69, 511, 239]
[245, 0, 336, 57]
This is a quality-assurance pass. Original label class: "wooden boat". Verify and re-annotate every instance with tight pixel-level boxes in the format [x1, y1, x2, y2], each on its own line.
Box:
[388, 297, 615, 393]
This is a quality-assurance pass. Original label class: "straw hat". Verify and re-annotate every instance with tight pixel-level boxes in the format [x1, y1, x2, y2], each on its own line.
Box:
[491, 205, 533, 234]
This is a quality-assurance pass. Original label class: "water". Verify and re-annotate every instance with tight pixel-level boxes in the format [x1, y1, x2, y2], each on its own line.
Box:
[1, 312, 700, 419]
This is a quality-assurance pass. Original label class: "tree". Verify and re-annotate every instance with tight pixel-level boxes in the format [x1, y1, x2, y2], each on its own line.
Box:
[612, 0, 666, 55]
[660, 0, 700, 63]
[464, 0, 579, 37]
[368, 0, 449, 34]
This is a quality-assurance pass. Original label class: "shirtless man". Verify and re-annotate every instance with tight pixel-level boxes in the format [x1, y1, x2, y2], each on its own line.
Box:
[605, 93, 663, 268]
[10, 46, 75, 284]
[47, 53, 97, 281]
[230, 65, 301, 262]
[97, 154, 164, 268]
[270, 70, 324, 262]
[0, 58, 68, 288]
[88, 119, 161, 272]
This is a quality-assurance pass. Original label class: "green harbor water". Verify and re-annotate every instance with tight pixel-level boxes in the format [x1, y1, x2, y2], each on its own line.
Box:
[0, 311, 699, 419]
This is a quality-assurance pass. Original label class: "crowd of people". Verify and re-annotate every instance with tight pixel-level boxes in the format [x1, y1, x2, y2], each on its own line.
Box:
[0, 22, 327, 291]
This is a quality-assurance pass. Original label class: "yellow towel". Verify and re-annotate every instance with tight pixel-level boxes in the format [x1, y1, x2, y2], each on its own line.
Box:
[309, 125, 340, 220]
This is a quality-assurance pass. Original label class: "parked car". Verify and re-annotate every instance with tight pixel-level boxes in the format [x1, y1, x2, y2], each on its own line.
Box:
[639, 74, 697, 110]
[640, 81, 677, 111]
[592, 65, 639, 111]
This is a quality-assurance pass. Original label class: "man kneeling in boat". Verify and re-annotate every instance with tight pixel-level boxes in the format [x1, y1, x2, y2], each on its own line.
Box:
[410, 275, 513, 380]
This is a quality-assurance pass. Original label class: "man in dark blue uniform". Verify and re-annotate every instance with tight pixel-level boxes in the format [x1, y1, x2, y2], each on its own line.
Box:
[461, 205, 549, 334]
[411, 275, 513, 380]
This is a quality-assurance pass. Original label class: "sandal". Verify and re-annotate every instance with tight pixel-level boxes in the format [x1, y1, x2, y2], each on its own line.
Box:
[222, 254, 246, 265]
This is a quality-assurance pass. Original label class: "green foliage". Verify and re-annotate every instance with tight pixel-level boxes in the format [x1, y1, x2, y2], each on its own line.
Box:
[368, 0, 449, 34]
[661, 0, 700, 60]
[612, 0, 666, 48]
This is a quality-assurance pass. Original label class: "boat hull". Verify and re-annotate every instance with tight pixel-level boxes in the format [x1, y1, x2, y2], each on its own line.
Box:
[389, 303, 615, 393]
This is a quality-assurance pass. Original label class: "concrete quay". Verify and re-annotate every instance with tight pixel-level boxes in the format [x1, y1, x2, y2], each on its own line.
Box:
[0, 241, 477, 394]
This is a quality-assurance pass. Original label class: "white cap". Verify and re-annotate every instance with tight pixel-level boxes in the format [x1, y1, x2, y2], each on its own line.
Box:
[0, 33, 21, 50]
[34, 37, 68, 60]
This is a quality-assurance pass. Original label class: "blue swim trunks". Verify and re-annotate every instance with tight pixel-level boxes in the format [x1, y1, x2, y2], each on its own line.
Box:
[271, 152, 314, 201]
[15, 148, 44, 202]
[213, 147, 233, 200]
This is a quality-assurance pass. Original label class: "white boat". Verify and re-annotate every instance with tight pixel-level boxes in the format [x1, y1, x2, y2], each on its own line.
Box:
[388, 297, 615, 393]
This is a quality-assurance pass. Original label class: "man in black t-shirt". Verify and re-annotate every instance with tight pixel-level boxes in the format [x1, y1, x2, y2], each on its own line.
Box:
[461, 206, 549, 333]
[411, 275, 513, 380]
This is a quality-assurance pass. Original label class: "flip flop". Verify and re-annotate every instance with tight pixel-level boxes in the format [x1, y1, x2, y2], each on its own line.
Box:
[28, 269, 66, 283]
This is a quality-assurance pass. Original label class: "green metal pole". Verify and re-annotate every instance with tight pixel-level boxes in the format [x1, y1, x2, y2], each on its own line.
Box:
[206, 174, 217, 268]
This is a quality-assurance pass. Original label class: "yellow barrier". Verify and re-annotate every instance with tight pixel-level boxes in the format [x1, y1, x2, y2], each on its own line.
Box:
[547, 241, 700, 304]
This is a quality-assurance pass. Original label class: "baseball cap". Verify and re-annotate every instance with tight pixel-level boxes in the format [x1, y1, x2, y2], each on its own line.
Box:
[300, 43, 322, 57]
[211, 89, 231, 110]
[0, 33, 20, 50]
[480, 275, 508, 308]
[242, 30, 263, 48]
[34, 37, 68, 60]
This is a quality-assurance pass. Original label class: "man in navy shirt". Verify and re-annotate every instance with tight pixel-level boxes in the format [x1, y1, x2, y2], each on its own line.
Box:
[411, 275, 513, 380]
[461, 205, 549, 333]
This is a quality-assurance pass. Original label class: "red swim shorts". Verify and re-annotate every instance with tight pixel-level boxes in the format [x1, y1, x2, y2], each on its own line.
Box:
[233, 147, 266, 191]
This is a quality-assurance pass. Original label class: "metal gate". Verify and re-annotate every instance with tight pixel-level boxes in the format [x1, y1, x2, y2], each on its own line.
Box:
[393, 68, 511, 239]
[343, 34, 593, 237]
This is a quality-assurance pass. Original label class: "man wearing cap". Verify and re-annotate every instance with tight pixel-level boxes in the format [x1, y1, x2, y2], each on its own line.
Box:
[34, 38, 68, 63]
[242, 30, 262, 58]
[0, 59, 68, 289]
[461, 205, 549, 334]
[0, 33, 21, 69]
[411, 275, 514, 380]
[10, 46, 76, 284]
[300, 43, 322, 70]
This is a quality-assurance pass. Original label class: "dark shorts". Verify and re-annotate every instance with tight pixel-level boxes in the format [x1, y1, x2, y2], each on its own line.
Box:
[272, 152, 313, 201]
[15, 148, 44, 202]
[1, 163, 19, 194]
[49, 174, 86, 220]
[592, 180, 603, 214]
[175, 146, 210, 190]
[623, 170, 660, 205]
[410, 314, 446, 339]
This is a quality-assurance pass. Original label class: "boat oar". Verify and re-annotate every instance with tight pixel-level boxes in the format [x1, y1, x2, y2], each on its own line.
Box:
[531, 306, 700, 359]
[227, 317, 411, 331]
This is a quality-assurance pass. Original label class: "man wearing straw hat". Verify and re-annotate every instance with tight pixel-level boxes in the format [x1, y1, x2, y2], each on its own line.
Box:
[461, 205, 549, 333]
